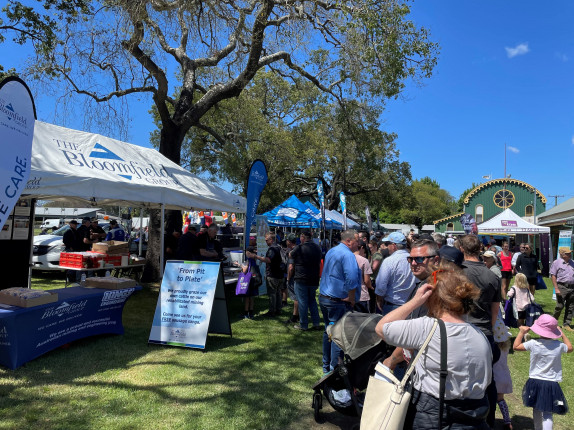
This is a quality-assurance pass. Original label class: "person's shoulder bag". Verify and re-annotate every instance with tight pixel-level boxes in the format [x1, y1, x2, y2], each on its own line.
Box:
[503, 287, 518, 328]
[524, 294, 543, 327]
[361, 319, 447, 430]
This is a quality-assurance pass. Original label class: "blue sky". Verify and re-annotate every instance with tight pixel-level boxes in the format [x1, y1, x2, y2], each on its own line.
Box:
[384, 1, 574, 209]
[1, 1, 572, 211]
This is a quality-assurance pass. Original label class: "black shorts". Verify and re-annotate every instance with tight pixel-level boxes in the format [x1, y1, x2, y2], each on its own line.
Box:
[527, 277, 538, 286]
[501, 271, 512, 280]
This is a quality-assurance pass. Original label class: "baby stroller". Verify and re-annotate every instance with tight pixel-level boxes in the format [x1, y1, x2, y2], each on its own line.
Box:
[312, 312, 391, 423]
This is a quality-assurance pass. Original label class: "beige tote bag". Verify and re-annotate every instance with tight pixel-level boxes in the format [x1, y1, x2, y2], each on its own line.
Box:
[360, 319, 438, 430]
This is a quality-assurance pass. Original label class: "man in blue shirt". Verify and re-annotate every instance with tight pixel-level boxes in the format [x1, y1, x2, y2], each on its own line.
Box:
[319, 229, 361, 373]
[105, 220, 126, 242]
[375, 231, 416, 314]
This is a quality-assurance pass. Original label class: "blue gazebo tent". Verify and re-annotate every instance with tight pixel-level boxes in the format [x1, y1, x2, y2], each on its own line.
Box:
[261, 195, 323, 227]
[302, 201, 343, 230]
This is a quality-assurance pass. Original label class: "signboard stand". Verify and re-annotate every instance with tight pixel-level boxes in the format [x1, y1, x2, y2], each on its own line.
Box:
[148, 261, 231, 350]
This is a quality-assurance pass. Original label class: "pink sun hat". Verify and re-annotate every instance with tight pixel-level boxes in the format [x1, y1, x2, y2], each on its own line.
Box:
[530, 314, 562, 339]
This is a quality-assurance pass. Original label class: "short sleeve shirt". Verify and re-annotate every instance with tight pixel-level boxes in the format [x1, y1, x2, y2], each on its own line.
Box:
[354, 254, 373, 302]
[462, 260, 502, 336]
[524, 339, 568, 382]
[290, 242, 322, 285]
[383, 317, 491, 400]
[550, 257, 574, 284]
[265, 245, 284, 279]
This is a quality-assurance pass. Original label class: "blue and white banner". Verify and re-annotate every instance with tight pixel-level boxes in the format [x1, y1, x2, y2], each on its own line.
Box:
[340, 191, 347, 230]
[244, 160, 268, 251]
[317, 179, 326, 234]
[0, 77, 35, 231]
[149, 261, 223, 349]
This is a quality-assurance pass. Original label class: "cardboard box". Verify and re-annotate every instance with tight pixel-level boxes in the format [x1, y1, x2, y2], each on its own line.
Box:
[0, 291, 58, 308]
[92, 241, 129, 255]
[84, 277, 137, 290]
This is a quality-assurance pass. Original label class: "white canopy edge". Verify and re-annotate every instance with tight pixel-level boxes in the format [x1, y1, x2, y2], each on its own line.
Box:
[23, 121, 245, 212]
[477, 208, 549, 234]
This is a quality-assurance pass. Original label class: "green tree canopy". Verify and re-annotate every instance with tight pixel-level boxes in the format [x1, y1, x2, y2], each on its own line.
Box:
[399, 178, 455, 229]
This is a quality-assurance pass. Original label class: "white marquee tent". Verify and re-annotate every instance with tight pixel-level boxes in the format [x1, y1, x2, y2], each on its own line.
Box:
[25, 121, 245, 212]
[478, 208, 549, 234]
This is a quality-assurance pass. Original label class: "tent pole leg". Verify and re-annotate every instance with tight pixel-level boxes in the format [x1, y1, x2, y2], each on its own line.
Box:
[160, 204, 165, 278]
[138, 209, 143, 256]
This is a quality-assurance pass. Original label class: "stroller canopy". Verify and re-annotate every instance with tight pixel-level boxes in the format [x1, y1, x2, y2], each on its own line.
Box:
[327, 312, 383, 361]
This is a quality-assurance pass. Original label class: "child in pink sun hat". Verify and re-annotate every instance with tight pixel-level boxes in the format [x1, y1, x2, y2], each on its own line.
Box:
[514, 314, 573, 430]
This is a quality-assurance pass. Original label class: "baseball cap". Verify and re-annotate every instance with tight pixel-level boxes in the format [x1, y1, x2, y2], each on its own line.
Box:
[381, 232, 406, 245]
[482, 250, 496, 259]
[286, 233, 297, 243]
[109, 219, 118, 225]
[439, 246, 464, 267]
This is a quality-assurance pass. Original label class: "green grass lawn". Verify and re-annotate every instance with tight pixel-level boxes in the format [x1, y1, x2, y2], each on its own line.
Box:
[0, 274, 570, 429]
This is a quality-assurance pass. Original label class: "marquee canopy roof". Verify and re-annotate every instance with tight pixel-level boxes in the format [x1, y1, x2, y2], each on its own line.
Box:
[24, 121, 245, 212]
[478, 208, 549, 234]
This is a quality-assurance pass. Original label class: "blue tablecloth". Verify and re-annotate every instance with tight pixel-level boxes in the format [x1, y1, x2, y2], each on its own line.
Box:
[0, 286, 141, 369]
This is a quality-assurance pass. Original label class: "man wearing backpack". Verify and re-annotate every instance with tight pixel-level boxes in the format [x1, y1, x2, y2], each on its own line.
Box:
[246, 232, 284, 316]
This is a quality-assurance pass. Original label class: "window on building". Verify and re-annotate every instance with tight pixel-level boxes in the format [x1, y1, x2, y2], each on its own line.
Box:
[475, 205, 484, 224]
[525, 204, 534, 217]
[447, 223, 454, 232]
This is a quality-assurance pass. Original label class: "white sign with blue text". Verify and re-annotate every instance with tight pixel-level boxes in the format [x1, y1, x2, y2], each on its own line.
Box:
[0, 78, 35, 231]
[149, 261, 226, 349]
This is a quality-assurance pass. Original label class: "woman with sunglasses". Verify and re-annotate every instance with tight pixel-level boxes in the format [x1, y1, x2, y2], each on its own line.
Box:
[375, 263, 491, 429]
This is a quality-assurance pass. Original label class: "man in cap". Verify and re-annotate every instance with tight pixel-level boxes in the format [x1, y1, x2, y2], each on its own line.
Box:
[105, 219, 126, 242]
[77, 217, 94, 251]
[63, 220, 80, 252]
[551, 246, 574, 331]
[89, 218, 106, 243]
[375, 231, 416, 315]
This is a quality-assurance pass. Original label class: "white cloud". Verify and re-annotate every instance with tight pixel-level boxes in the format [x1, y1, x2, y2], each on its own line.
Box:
[571, 136, 574, 145]
[505, 43, 530, 58]
[507, 146, 520, 153]
[555, 52, 569, 62]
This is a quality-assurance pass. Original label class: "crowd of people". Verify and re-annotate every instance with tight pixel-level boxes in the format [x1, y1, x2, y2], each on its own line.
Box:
[241, 228, 572, 430]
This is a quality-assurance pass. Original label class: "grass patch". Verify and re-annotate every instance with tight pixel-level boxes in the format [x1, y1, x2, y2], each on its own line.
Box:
[0, 274, 570, 429]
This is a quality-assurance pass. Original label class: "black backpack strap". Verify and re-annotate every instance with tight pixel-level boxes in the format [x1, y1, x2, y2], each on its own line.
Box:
[437, 319, 447, 430]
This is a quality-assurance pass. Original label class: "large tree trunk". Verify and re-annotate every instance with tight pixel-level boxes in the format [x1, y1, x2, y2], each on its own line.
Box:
[141, 123, 185, 282]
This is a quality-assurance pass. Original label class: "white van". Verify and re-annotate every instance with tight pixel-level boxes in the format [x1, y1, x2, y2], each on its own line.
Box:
[40, 219, 64, 230]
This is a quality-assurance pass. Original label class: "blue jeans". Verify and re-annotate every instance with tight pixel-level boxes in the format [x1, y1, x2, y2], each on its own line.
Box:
[382, 302, 401, 316]
[294, 281, 320, 329]
[319, 296, 351, 373]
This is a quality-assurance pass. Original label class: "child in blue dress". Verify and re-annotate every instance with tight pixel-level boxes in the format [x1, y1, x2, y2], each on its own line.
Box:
[514, 314, 573, 429]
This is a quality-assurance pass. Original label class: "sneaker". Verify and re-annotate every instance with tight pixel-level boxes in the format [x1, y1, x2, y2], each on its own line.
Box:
[285, 315, 298, 324]
[293, 324, 308, 331]
[311, 325, 323, 331]
[262, 311, 275, 317]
